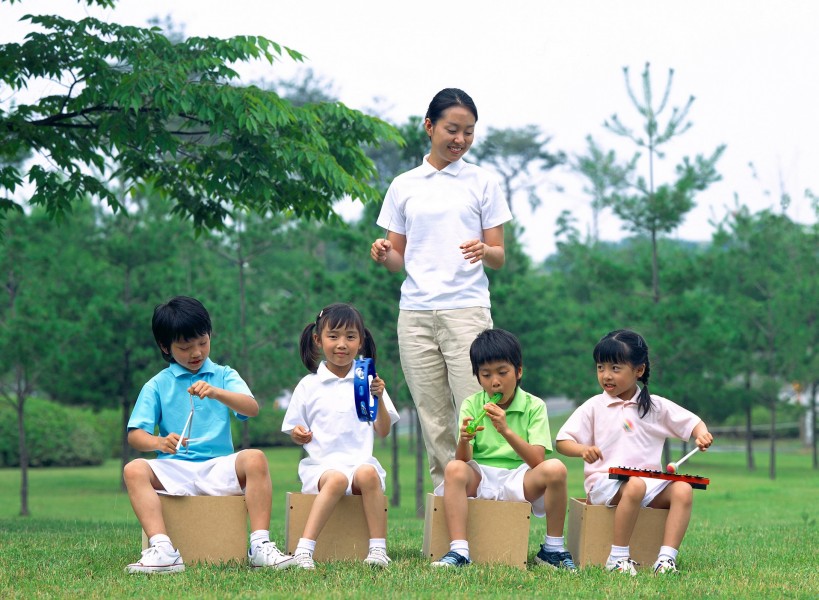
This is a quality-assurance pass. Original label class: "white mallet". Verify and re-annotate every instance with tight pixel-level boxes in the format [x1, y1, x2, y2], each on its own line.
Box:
[175, 410, 193, 452]
[666, 447, 703, 474]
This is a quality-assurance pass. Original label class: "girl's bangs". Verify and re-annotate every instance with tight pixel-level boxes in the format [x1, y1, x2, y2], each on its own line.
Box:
[593, 337, 631, 365]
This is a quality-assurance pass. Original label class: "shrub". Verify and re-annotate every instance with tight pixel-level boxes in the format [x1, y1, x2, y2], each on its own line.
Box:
[0, 396, 118, 467]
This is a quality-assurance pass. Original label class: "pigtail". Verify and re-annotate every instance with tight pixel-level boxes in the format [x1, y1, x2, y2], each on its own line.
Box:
[637, 356, 654, 418]
[299, 322, 321, 373]
[360, 327, 378, 363]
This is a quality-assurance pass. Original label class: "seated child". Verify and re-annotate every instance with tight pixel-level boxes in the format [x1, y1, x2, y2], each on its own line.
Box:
[556, 329, 713, 575]
[431, 328, 576, 570]
[282, 303, 400, 569]
[123, 296, 294, 573]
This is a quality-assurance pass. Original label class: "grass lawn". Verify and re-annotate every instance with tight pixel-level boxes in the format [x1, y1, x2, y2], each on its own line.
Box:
[0, 438, 817, 599]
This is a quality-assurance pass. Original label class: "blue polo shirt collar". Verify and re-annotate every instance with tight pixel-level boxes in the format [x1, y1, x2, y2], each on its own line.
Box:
[168, 357, 216, 379]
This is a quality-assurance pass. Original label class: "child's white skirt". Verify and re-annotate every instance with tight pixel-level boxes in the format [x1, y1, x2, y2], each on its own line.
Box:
[144, 452, 243, 496]
[298, 457, 387, 495]
[434, 460, 545, 518]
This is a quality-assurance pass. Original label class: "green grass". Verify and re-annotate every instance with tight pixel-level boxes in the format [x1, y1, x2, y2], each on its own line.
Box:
[1, 440, 817, 599]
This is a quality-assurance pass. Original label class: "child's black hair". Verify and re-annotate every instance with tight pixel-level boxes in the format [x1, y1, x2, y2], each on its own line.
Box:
[152, 296, 212, 364]
[469, 329, 523, 378]
[593, 329, 653, 417]
[299, 303, 377, 374]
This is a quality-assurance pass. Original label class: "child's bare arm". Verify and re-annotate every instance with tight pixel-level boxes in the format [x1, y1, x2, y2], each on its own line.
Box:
[455, 417, 476, 462]
[188, 380, 259, 417]
[691, 421, 713, 450]
[128, 428, 182, 455]
[371, 375, 392, 438]
[556, 439, 604, 463]
[483, 403, 544, 468]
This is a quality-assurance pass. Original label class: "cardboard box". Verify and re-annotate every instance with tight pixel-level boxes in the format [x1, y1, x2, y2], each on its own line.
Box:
[566, 497, 668, 569]
[422, 493, 531, 569]
[284, 492, 388, 561]
[141, 495, 248, 565]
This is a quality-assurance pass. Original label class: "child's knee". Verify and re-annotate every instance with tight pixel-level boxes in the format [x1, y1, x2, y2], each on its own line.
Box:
[123, 458, 151, 488]
[540, 458, 567, 483]
[670, 481, 693, 506]
[622, 476, 647, 499]
[355, 465, 380, 489]
[239, 448, 268, 471]
[443, 460, 471, 484]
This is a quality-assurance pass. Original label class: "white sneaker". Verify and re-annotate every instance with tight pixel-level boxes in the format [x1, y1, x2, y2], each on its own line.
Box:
[653, 557, 679, 575]
[605, 556, 638, 576]
[248, 541, 296, 569]
[363, 547, 391, 568]
[125, 544, 185, 574]
[293, 551, 316, 570]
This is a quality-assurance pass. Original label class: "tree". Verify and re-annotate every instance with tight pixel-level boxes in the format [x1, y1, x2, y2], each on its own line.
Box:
[603, 63, 725, 303]
[571, 135, 637, 242]
[0, 0, 400, 228]
[470, 125, 565, 213]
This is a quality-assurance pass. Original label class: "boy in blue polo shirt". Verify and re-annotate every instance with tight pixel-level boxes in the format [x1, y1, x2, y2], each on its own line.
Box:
[123, 296, 294, 573]
[431, 329, 576, 570]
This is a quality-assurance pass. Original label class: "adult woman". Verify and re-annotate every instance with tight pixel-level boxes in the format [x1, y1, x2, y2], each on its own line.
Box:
[370, 88, 512, 487]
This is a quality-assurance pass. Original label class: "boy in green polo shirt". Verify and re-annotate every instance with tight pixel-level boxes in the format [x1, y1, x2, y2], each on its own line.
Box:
[430, 329, 576, 570]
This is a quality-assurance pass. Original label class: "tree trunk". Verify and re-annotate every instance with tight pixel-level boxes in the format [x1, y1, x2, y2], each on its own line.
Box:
[745, 402, 755, 471]
[16, 390, 29, 517]
[768, 402, 776, 480]
[812, 381, 818, 470]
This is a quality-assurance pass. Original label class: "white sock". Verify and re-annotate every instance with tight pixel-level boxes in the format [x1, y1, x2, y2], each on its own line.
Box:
[296, 537, 316, 555]
[369, 538, 386, 551]
[657, 545, 678, 562]
[148, 534, 173, 550]
[450, 539, 469, 560]
[608, 544, 630, 562]
[543, 535, 565, 552]
[249, 530, 270, 552]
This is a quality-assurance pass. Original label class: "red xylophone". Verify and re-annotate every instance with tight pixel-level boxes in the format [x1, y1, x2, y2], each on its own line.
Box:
[609, 466, 710, 490]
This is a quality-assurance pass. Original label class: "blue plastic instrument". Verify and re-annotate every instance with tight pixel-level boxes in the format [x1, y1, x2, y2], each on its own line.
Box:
[353, 357, 378, 423]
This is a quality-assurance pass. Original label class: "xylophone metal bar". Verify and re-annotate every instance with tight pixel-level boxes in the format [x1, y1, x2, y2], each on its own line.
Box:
[608, 466, 710, 490]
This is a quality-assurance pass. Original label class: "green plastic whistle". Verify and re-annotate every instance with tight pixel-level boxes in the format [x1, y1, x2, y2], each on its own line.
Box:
[465, 393, 503, 434]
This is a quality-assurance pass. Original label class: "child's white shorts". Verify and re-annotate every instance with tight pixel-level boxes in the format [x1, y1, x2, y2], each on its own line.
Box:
[588, 476, 671, 507]
[434, 460, 546, 518]
[298, 458, 387, 495]
[143, 452, 243, 496]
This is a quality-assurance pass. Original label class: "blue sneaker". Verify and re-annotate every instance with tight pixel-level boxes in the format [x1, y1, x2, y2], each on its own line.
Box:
[534, 546, 578, 571]
[431, 550, 471, 567]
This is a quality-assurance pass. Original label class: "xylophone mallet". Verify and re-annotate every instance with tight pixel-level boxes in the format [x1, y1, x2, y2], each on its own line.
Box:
[666, 447, 703, 474]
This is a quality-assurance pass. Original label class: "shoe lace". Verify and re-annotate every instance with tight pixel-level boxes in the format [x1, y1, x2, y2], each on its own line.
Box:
[257, 541, 281, 558]
[368, 548, 390, 562]
[557, 552, 576, 568]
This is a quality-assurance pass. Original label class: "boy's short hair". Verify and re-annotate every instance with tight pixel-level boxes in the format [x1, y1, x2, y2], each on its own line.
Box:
[470, 329, 523, 375]
[152, 296, 212, 363]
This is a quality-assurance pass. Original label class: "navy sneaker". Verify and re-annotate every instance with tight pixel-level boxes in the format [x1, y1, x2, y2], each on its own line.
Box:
[431, 550, 471, 567]
[534, 545, 578, 571]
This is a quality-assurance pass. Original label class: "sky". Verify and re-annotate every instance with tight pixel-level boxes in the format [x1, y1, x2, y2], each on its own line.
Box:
[3, 0, 817, 260]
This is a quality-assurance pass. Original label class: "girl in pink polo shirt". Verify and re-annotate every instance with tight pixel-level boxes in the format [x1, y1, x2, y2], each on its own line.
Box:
[556, 329, 713, 576]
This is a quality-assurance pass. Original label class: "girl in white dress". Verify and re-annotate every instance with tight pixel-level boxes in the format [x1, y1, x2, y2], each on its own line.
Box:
[282, 303, 400, 569]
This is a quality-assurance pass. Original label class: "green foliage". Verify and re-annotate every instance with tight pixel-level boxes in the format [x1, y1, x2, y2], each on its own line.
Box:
[471, 124, 565, 212]
[0, 2, 400, 228]
[0, 396, 117, 467]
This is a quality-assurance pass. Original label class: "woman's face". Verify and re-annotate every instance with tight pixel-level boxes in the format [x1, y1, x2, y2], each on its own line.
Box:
[424, 105, 476, 170]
